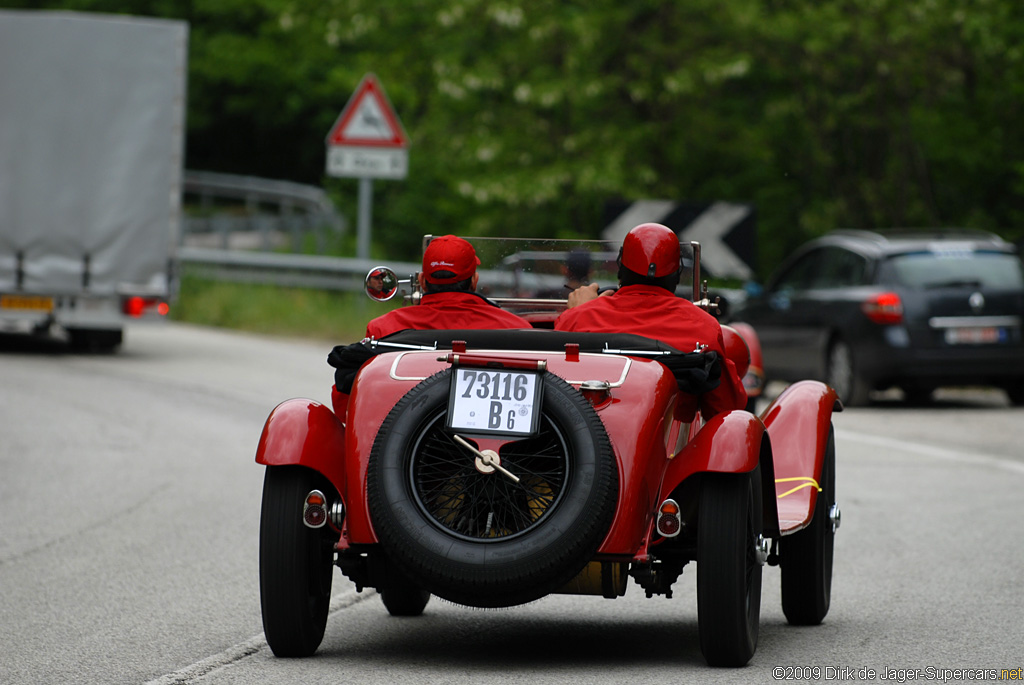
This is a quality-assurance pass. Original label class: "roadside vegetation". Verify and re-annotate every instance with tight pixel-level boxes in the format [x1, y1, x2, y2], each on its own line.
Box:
[10, 0, 1024, 276]
[172, 272, 391, 343]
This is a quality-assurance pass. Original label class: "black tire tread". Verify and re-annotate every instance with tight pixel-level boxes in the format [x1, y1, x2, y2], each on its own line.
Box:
[367, 370, 618, 608]
[780, 426, 836, 625]
[697, 466, 763, 667]
[259, 466, 334, 657]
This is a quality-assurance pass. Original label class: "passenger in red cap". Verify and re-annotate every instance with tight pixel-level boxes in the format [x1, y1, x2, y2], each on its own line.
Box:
[365, 235, 529, 338]
[366, 268, 394, 300]
[555, 223, 746, 421]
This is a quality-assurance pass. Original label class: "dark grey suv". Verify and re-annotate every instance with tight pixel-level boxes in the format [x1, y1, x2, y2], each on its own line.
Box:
[736, 230, 1024, 406]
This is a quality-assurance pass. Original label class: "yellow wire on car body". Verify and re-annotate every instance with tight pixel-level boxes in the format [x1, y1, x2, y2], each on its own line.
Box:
[775, 476, 821, 498]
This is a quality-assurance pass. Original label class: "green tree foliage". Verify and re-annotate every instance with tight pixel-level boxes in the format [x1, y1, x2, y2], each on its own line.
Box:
[8, 0, 1024, 273]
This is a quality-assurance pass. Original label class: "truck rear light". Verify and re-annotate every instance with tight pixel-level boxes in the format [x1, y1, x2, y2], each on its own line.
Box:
[656, 498, 682, 538]
[123, 296, 169, 318]
[861, 292, 903, 324]
[303, 490, 328, 528]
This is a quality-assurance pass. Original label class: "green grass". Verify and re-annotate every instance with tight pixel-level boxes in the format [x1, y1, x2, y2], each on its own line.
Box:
[171, 272, 402, 343]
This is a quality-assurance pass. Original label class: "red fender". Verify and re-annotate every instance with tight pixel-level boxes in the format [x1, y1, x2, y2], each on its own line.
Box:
[254, 398, 347, 497]
[760, 380, 841, 534]
[720, 325, 751, 379]
[665, 409, 764, 482]
[658, 410, 778, 536]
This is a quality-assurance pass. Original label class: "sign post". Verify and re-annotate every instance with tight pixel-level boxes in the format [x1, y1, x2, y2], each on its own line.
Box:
[325, 73, 409, 260]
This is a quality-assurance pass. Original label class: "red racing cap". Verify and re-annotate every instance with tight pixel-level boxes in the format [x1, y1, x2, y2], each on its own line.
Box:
[422, 235, 481, 284]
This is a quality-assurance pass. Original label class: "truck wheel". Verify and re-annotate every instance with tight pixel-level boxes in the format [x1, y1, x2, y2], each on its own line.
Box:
[697, 465, 763, 667]
[781, 426, 837, 625]
[367, 370, 618, 609]
[259, 466, 335, 657]
[67, 328, 123, 353]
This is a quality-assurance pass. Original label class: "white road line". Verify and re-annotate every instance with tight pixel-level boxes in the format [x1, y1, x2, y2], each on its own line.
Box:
[145, 589, 376, 685]
[836, 429, 1024, 475]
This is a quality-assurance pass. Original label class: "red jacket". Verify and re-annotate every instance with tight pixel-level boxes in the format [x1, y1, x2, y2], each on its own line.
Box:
[366, 291, 530, 339]
[554, 285, 747, 420]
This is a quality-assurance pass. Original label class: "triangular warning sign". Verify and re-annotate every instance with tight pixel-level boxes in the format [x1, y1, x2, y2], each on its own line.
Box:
[326, 73, 408, 148]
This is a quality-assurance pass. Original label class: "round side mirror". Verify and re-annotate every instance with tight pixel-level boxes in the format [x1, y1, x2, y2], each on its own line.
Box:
[365, 266, 399, 302]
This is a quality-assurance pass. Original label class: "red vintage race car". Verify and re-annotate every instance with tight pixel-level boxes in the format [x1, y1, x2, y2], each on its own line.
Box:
[255, 236, 840, 667]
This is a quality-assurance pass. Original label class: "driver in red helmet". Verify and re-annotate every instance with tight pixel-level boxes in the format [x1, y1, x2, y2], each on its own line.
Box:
[365, 235, 529, 339]
[555, 222, 746, 421]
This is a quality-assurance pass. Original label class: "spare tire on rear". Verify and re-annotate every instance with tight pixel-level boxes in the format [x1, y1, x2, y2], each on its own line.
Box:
[367, 369, 618, 608]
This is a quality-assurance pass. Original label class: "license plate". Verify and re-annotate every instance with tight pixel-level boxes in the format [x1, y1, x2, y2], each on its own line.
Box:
[447, 368, 543, 437]
[0, 294, 54, 312]
[944, 326, 1004, 344]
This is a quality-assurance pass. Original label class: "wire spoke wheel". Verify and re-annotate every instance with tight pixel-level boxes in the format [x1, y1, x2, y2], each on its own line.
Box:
[411, 413, 569, 541]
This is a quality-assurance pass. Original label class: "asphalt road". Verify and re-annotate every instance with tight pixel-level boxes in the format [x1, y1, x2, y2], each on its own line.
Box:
[1, 323, 1022, 684]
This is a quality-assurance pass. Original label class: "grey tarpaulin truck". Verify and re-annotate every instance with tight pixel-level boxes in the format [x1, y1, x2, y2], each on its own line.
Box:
[0, 10, 187, 351]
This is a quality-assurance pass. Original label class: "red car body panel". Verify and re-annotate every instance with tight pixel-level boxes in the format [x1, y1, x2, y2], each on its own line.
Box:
[761, 380, 842, 534]
[254, 399, 347, 496]
[720, 325, 751, 379]
[339, 349, 680, 555]
[657, 410, 778, 536]
[251, 327, 835, 569]
[255, 342, 839, 556]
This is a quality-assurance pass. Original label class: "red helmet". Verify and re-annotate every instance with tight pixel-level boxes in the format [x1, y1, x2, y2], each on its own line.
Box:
[620, 223, 681, 278]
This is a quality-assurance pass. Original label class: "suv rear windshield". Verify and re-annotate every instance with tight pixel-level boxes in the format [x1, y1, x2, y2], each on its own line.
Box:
[887, 250, 1024, 289]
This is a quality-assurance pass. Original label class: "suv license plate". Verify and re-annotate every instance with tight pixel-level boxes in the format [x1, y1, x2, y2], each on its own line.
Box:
[944, 326, 1003, 344]
[447, 368, 543, 437]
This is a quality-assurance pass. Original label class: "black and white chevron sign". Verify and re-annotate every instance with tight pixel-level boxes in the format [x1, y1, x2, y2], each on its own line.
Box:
[603, 200, 756, 280]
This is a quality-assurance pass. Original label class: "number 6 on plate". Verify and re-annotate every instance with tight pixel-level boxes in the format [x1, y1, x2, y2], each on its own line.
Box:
[447, 368, 543, 437]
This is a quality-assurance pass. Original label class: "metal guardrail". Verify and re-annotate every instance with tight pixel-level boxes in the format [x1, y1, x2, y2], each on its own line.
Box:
[179, 171, 404, 293]
[177, 246, 420, 293]
[175, 247, 554, 295]
[177, 175, 569, 294]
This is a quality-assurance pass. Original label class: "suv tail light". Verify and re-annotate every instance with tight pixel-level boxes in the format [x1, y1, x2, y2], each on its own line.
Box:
[861, 292, 903, 324]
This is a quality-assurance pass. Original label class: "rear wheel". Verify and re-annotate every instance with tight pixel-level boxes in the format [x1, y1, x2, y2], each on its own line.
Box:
[826, 339, 869, 407]
[379, 562, 431, 617]
[259, 466, 335, 657]
[781, 426, 837, 625]
[697, 465, 764, 667]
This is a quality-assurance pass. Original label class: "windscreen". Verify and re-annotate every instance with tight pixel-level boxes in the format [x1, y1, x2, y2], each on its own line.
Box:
[453, 236, 696, 300]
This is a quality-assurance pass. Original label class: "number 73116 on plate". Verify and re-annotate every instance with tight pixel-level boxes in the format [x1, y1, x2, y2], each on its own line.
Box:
[446, 368, 543, 437]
